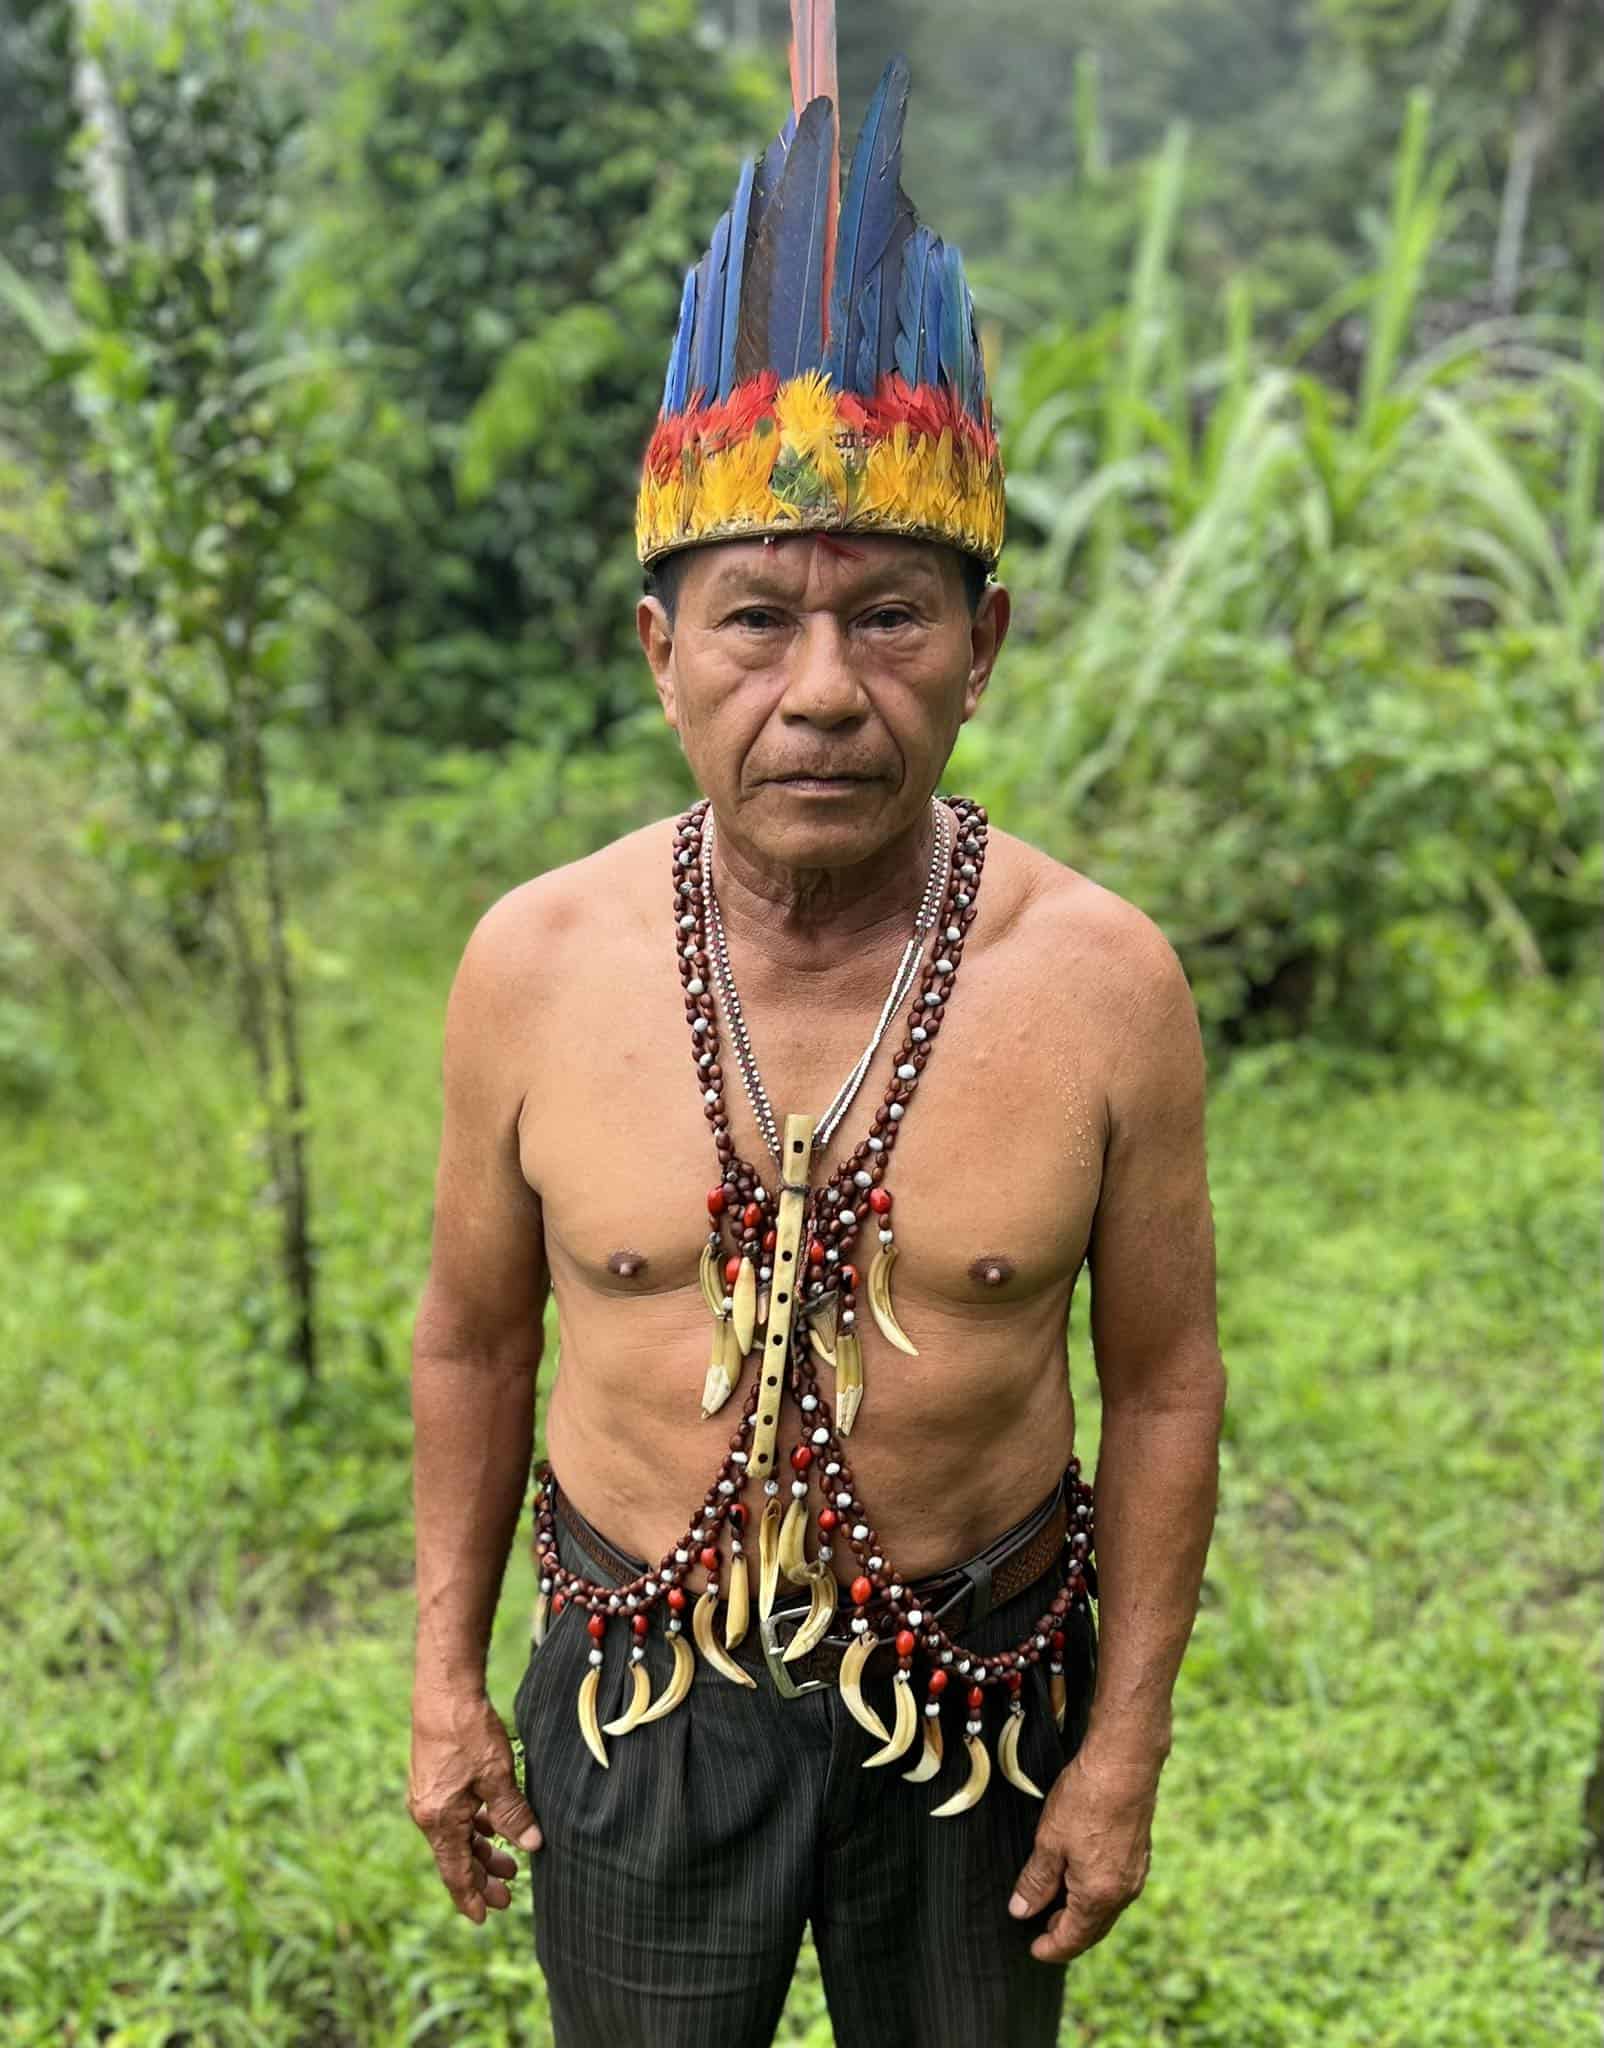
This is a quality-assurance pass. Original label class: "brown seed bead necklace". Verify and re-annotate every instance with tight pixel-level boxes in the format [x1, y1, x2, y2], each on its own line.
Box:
[529, 792, 1094, 1809]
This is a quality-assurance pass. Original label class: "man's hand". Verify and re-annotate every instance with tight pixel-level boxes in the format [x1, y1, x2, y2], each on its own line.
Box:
[408, 1689, 542, 1924]
[1007, 1749, 1157, 1963]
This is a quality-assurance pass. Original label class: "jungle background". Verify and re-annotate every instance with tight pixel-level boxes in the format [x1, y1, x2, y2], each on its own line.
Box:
[1, 0, 1600, 2041]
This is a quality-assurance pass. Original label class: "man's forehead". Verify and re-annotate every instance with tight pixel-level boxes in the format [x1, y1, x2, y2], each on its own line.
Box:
[691, 535, 949, 602]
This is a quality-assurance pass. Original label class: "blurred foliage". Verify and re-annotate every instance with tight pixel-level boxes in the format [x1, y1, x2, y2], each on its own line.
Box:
[278, 0, 773, 750]
[985, 98, 1601, 1065]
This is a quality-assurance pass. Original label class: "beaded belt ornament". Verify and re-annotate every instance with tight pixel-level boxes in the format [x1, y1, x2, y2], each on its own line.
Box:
[528, 794, 1096, 1815]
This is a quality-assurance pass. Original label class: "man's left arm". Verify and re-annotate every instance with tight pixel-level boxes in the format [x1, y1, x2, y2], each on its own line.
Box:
[1010, 913, 1227, 1963]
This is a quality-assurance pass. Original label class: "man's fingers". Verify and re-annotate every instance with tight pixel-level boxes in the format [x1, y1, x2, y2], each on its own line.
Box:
[1008, 1840, 1066, 1920]
[470, 1831, 519, 1881]
[1029, 1893, 1119, 1965]
[481, 1781, 542, 1853]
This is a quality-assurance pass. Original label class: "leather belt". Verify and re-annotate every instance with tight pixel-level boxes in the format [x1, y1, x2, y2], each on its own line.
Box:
[548, 1471, 1074, 1698]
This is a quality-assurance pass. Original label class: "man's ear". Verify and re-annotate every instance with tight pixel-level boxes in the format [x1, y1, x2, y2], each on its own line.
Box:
[960, 582, 1011, 723]
[637, 596, 678, 731]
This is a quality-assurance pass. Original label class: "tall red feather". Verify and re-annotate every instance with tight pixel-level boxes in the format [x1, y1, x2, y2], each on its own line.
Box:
[788, 0, 839, 342]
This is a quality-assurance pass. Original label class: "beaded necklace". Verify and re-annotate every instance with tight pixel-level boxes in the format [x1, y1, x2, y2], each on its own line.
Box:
[529, 792, 1095, 1814]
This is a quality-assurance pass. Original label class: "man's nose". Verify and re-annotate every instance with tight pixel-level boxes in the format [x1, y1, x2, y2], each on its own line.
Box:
[778, 615, 866, 725]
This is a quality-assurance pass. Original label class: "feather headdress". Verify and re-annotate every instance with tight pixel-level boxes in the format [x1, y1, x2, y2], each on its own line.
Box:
[636, 0, 1005, 572]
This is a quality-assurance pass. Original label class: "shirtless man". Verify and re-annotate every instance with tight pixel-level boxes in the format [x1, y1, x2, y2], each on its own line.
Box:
[407, 528, 1226, 2047]
[407, 18, 1224, 2041]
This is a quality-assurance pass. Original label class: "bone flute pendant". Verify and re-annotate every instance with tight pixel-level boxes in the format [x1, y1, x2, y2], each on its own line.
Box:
[929, 1731, 992, 1818]
[903, 1712, 944, 1783]
[636, 1633, 694, 1725]
[750, 1112, 816, 1483]
[867, 1243, 919, 1357]
[838, 1632, 893, 1744]
[757, 1497, 783, 1620]
[732, 1254, 758, 1355]
[780, 1566, 838, 1662]
[693, 1588, 757, 1687]
[862, 1671, 919, 1767]
[577, 1666, 609, 1769]
[833, 1329, 863, 1435]
[997, 1706, 1045, 1798]
[724, 1554, 750, 1648]
[601, 1661, 651, 1737]
[701, 1315, 738, 1419]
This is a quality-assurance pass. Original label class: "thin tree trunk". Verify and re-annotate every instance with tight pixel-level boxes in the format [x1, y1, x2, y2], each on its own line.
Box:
[1491, 2, 1574, 314]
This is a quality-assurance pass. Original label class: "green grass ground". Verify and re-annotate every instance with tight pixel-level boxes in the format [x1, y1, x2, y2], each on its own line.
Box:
[2, 850, 1598, 2047]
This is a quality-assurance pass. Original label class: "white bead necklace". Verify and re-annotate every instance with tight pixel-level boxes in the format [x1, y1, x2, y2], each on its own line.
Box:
[698, 797, 953, 1168]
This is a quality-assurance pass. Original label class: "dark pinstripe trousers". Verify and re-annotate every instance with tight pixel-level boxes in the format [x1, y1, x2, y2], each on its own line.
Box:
[512, 1492, 1097, 2048]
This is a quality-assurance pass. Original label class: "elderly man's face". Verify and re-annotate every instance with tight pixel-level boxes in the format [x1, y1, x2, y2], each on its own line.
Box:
[636, 534, 1010, 866]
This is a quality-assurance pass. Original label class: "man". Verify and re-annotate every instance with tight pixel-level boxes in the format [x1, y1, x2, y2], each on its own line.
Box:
[408, 13, 1225, 2046]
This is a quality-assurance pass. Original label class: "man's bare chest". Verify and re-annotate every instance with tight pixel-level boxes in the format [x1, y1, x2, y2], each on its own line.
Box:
[517, 850, 1109, 1328]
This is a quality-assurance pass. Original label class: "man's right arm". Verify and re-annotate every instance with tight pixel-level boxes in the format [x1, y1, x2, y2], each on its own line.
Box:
[408, 890, 553, 1923]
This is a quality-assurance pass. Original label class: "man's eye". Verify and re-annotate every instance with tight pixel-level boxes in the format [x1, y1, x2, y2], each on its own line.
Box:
[864, 607, 916, 630]
[730, 607, 783, 630]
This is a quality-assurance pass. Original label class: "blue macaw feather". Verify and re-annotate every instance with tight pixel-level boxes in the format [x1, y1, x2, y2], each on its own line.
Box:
[718, 157, 757, 401]
[663, 264, 698, 415]
[940, 242, 977, 415]
[875, 203, 914, 385]
[893, 224, 932, 387]
[752, 109, 797, 229]
[824, 56, 910, 386]
[684, 248, 713, 404]
[852, 272, 882, 396]
[918, 237, 945, 388]
[693, 209, 732, 406]
[766, 95, 834, 380]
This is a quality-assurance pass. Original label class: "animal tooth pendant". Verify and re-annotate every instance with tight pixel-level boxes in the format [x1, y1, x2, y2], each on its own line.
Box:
[777, 1497, 812, 1585]
[1049, 1669, 1067, 1732]
[698, 1241, 725, 1319]
[693, 1588, 756, 1687]
[701, 1315, 739, 1419]
[834, 1330, 864, 1435]
[781, 1566, 838, 1662]
[929, 1731, 991, 1818]
[531, 1584, 550, 1647]
[904, 1709, 944, 1783]
[577, 1666, 609, 1769]
[862, 1670, 919, 1767]
[867, 1244, 919, 1356]
[838, 1632, 893, 1744]
[757, 1497, 783, 1620]
[724, 1553, 750, 1648]
[601, 1659, 651, 1737]
[809, 1325, 837, 1370]
[997, 1703, 1045, 1798]
[731, 1254, 758, 1354]
[636, 1632, 694, 1725]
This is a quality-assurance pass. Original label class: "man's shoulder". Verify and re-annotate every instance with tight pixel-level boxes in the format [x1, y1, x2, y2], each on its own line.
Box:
[998, 827, 1186, 1006]
[464, 815, 679, 968]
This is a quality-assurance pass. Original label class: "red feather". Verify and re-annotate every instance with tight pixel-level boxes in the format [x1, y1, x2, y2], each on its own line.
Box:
[789, 0, 839, 341]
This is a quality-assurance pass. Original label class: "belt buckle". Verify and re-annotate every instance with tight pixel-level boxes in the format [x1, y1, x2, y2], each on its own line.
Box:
[758, 1607, 830, 1698]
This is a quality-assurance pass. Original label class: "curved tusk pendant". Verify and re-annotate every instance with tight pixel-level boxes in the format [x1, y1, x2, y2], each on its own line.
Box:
[929, 1731, 992, 1818]
[781, 1566, 838, 1662]
[862, 1671, 919, 1767]
[838, 1632, 893, 1744]
[693, 1589, 757, 1687]
[725, 1555, 750, 1648]
[731, 1254, 758, 1355]
[1050, 1671, 1067, 1733]
[809, 1325, 837, 1369]
[903, 1712, 944, 1783]
[757, 1286, 770, 1327]
[997, 1707, 1045, 1799]
[531, 1585, 550, 1648]
[699, 1242, 726, 1320]
[601, 1660, 651, 1736]
[777, 1497, 812, 1586]
[757, 1498, 783, 1620]
[636, 1633, 694, 1725]
[834, 1330, 863, 1436]
[701, 1315, 737, 1419]
[577, 1666, 609, 1769]
[867, 1245, 919, 1357]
